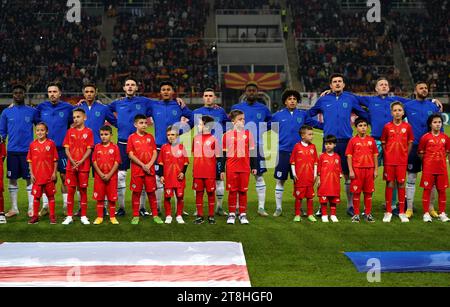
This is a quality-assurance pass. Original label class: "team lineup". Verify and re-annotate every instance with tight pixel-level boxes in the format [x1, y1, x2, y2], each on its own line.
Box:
[0, 73, 448, 226]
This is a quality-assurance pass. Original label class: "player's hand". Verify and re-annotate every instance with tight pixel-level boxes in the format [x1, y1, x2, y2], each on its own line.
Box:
[320, 90, 331, 97]
[220, 172, 225, 181]
[432, 99, 443, 112]
[176, 97, 186, 108]
[315, 176, 320, 186]
[76, 99, 87, 106]
[349, 171, 355, 180]
[51, 173, 57, 182]
[251, 169, 257, 175]
[374, 170, 378, 179]
[293, 175, 298, 182]
[142, 164, 150, 174]
[160, 176, 165, 184]
[178, 173, 185, 180]
[0, 135, 4, 143]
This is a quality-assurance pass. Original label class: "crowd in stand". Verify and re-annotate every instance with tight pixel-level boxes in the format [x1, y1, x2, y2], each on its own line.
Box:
[0, 0, 102, 93]
[106, 0, 218, 95]
[392, 0, 448, 94]
[289, 0, 401, 93]
[214, 0, 277, 10]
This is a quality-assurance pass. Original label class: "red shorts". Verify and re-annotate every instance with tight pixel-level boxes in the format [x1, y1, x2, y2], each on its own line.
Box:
[65, 171, 89, 188]
[32, 181, 56, 198]
[93, 177, 118, 201]
[130, 175, 157, 193]
[293, 186, 315, 199]
[351, 168, 375, 193]
[420, 173, 449, 190]
[192, 178, 216, 192]
[383, 165, 407, 183]
[226, 172, 250, 192]
[318, 196, 341, 204]
[164, 187, 185, 198]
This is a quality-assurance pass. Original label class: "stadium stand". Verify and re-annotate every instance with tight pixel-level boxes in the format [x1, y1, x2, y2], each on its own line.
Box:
[106, 0, 218, 94]
[0, 0, 102, 93]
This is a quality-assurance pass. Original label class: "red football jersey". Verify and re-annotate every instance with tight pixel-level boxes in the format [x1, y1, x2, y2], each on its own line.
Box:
[381, 122, 414, 166]
[418, 132, 450, 175]
[157, 143, 189, 188]
[92, 142, 121, 177]
[192, 133, 218, 179]
[0, 143, 5, 159]
[345, 135, 378, 168]
[127, 132, 157, 177]
[63, 127, 94, 172]
[318, 152, 342, 197]
[290, 142, 318, 187]
[27, 139, 58, 185]
[222, 130, 255, 173]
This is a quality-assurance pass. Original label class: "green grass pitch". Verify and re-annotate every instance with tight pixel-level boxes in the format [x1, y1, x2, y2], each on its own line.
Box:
[1, 126, 449, 287]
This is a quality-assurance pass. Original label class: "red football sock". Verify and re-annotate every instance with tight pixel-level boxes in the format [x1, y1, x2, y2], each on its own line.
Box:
[67, 186, 76, 217]
[321, 204, 328, 216]
[438, 189, 447, 214]
[228, 191, 237, 214]
[33, 198, 40, 218]
[422, 189, 431, 214]
[364, 193, 372, 215]
[295, 198, 301, 216]
[398, 187, 406, 214]
[96, 201, 104, 218]
[196, 191, 204, 217]
[307, 199, 313, 216]
[353, 193, 361, 215]
[48, 196, 55, 217]
[176, 197, 184, 216]
[207, 192, 215, 217]
[0, 192, 4, 213]
[109, 201, 116, 218]
[79, 188, 88, 217]
[164, 198, 172, 216]
[238, 192, 247, 215]
[330, 204, 337, 216]
[132, 192, 140, 217]
[147, 192, 158, 216]
[385, 186, 393, 213]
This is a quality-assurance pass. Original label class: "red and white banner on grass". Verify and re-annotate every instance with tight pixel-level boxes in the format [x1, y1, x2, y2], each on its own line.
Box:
[0, 242, 251, 287]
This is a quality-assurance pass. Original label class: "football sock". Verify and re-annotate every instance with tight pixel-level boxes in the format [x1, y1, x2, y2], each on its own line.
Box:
[437, 189, 446, 214]
[275, 180, 285, 211]
[255, 175, 266, 210]
[196, 191, 204, 217]
[364, 193, 372, 215]
[215, 180, 224, 210]
[422, 188, 431, 214]
[385, 186, 394, 213]
[8, 183, 18, 212]
[398, 187, 406, 214]
[207, 192, 215, 217]
[406, 172, 417, 210]
[238, 192, 247, 215]
[147, 192, 158, 216]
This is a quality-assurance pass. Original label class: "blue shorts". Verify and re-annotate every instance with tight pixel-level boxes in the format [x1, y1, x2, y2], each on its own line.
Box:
[274, 151, 293, 181]
[7, 152, 30, 180]
[324, 138, 349, 176]
[118, 142, 131, 171]
[57, 147, 68, 174]
[255, 146, 267, 175]
[407, 144, 422, 174]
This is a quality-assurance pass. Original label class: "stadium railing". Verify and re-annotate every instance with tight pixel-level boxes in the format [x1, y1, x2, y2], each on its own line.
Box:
[216, 9, 280, 15]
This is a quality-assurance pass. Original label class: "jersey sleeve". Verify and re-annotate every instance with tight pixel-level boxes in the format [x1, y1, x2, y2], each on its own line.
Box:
[371, 138, 379, 155]
[114, 144, 121, 164]
[247, 131, 255, 151]
[313, 145, 319, 164]
[26, 144, 33, 162]
[63, 130, 70, 148]
[105, 105, 118, 127]
[87, 129, 94, 149]
[0, 110, 8, 139]
[157, 146, 165, 165]
[418, 135, 427, 154]
[446, 134, 450, 153]
[345, 139, 354, 156]
[52, 142, 59, 161]
[182, 145, 189, 165]
[307, 98, 322, 117]
[126, 136, 134, 154]
[380, 125, 388, 144]
[407, 124, 414, 143]
[222, 133, 227, 152]
[92, 145, 99, 162]
[289, 145, 297, 164]
[317, 155, 323, 175]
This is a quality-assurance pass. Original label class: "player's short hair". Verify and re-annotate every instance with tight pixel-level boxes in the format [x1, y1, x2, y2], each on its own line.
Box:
[376, 77, 389, 86]
[47, 82, 62, 91]
[134, 114, 147, 122]
[36, 122, 48, 131]
[166, 125, 179, 134]
[201, 115, 215, 126]
[12, 84, 26, 92]
[229, 109, 244, 121]
[299, 125, 313, 136]
[390, 101, 404, 111]
[203, 88, 215, 94]
[245, 82, 258, 90]
[354, 117, 368, 126]
[415, 81, 428, 88]
[324, 134, 337, 144]
[329, 73, 345, 84]
[426, 113, 443, 131]
[282, 89, 301, 104]
[73, 108, 86, 115]
[83, 83, 97, 91]
[124, 77, 138, 86]
[160, 81, 175, 90]
[100, 125, 112, 134]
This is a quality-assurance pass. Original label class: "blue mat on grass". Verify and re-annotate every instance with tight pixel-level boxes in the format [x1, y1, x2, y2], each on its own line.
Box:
[345, 251, 450, 272]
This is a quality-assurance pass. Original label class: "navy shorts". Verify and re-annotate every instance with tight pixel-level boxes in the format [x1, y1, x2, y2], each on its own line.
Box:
[57, 147, 68, 174]
[7, 152, 30, 180]
[274, 151, 293, 181]
[118, 142, 131, 171]
[407, 144, 422, 174]
[324, 138, 350, 176]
